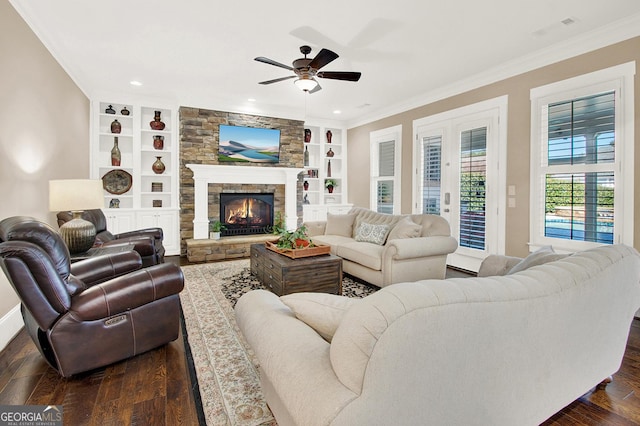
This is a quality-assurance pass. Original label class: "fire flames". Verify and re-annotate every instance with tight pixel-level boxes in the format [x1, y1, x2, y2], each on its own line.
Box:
[226, 198, 265, 225]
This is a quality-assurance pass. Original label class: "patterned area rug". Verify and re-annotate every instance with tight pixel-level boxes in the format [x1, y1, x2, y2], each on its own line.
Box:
[179, 259, 377, 426]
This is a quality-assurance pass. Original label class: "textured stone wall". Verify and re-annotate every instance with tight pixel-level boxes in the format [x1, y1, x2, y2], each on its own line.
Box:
[179, 107, 305, 255]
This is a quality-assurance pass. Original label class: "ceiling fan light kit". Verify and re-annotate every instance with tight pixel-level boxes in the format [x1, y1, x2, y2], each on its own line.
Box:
[294, 77, 319, 92]
[255, 45, 361, 94]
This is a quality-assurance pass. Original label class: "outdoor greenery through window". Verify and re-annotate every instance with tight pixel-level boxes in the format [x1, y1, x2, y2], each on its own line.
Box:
[459, 127, 486, 250]
[543, 91, 615, 244]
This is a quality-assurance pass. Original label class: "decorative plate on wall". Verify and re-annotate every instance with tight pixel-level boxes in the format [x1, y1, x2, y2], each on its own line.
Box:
[102, 169, 133, 194]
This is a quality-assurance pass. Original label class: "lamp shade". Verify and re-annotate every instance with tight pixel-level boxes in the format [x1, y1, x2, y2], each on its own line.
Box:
[49, 179, 104, 212]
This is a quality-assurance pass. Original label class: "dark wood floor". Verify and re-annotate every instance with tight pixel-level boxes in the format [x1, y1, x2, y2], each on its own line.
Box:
[0, 259, 639, 425]
[0, 322, 200, 425]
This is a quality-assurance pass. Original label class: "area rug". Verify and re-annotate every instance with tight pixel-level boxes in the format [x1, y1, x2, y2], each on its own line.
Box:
[179, 259, 377, 426]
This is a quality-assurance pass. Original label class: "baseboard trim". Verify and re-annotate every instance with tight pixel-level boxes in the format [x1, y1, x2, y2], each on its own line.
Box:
[0, 304, 24, 352]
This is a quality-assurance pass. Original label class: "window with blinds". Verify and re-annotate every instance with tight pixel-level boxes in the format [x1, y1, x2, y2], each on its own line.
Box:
[543, 92, 615, 244]
[420, 136, 442, 214]
[459, 127, 486, 250]
[375, 140, 396, 214]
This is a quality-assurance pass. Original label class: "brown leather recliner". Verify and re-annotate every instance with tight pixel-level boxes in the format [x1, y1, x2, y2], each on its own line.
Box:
[0, 216, 184, 377]
[57, 209, 165, 266]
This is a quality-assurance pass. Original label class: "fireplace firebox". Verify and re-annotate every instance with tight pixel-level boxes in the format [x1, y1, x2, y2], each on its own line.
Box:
[220, 193, 274, 236]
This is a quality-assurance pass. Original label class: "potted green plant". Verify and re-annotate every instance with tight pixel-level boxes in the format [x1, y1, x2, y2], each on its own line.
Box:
[325, 178, 338, 194]
[209, 219, 226, 240]
[275, 224, 313, 250]
[271, 211, 286, 236]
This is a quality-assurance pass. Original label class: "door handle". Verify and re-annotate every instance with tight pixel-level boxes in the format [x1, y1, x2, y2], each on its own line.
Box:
[444, 192, 450, 205]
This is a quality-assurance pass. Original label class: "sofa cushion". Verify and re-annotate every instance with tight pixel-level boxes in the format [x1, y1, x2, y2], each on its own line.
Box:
[337, 241, 385, 270]
[387, 217, 422, 242]
[311, 235, 354, 255]
[280, 292, 360, 342]
[354, 222, 391, 245]
[325, 213, 357, 237]
[508, 246, 568, 274]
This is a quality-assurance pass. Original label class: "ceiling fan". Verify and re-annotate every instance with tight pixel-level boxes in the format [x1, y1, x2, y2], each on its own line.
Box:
[255, 45, 361, 94]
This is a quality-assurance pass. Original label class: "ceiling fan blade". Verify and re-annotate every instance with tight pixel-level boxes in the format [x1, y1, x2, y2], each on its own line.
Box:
[258, 75, 296, 85]
[308, 48, 339, 70]
[317, 71, 362, 82]
[309, 82, 322, 94]
[254, 56, 294, 71]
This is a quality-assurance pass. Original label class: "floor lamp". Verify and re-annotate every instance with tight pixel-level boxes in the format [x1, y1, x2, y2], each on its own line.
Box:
[49, 179, 104, 254]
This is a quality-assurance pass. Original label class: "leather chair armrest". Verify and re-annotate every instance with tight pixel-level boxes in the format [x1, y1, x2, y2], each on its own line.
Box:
[70, 251, 142, 286]
[116, 228, 163, 241]
[103, 236, 156, 257]
[70, 263, 184, 321]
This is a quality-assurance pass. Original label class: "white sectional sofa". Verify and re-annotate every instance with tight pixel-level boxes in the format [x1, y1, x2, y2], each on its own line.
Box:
[304, 207, 458, 287]
[235, 244, 640, 426]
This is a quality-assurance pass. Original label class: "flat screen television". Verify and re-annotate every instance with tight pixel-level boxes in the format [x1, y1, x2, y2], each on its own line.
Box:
[218, 124, 281, 163]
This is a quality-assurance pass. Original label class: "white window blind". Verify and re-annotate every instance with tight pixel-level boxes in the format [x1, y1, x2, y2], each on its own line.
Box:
[459, 127, 486, 250]
[420, 136, 442, 214]
[370, 125, 402, 214]
[375, 140, 395, 213]
[378, 140, 395, 177]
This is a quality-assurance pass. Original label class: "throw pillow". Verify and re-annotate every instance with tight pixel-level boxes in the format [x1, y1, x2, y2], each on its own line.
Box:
[354, 222, 392, 245]
[507, 246, 568, 274]
[280, 293, 360, 342]
[387, 216, 422, 242]
[325, 213, 357, 237]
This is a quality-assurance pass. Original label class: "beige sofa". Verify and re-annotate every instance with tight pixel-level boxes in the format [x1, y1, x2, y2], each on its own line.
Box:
[235, 244, 640, 426]
[304, 207, 458, 287]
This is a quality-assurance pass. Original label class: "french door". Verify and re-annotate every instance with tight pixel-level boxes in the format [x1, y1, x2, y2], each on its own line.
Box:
[413, 98, 506, 271]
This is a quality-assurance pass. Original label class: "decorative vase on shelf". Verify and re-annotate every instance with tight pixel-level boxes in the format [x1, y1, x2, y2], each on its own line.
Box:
[153, 135, 164, 150]
[304, 128, 311, 143]
[150, 111, 166, 130]
[327, 159, 332, 177]
[110, 119, 121, 134]
[105, 105, 115, 114]
[120, 106, 130, 116]
[326, 130, 332, 143]
[303, 180, 309, 191]
[326, 147, 334, 157]
[152, 156, 166, 174]
[304, 145, 309, 166]
[111, 137, 121, 166]
[327, 185, 334, 194]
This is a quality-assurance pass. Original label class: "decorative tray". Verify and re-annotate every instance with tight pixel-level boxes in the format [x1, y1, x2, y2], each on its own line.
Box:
[102, 169, 133, 194]
[265, 241, 331, 259]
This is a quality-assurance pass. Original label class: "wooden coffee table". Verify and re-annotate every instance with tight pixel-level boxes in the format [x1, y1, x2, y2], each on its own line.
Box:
[250, 243, 342, 296]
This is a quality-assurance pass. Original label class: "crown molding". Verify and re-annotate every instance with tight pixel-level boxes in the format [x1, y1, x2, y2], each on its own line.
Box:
[346, 13, 640, 130]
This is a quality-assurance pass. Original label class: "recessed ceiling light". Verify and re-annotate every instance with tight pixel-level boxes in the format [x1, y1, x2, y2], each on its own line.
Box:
[130, 80, 142, 86]
[248, 98, 256, 102]
[333, 110, 341, 114]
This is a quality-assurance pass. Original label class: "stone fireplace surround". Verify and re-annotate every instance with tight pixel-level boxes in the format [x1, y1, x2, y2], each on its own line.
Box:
[179, 107, 304, 256]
